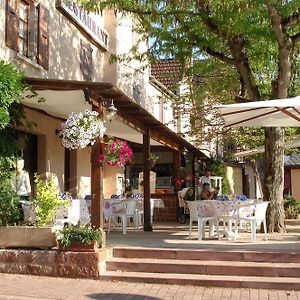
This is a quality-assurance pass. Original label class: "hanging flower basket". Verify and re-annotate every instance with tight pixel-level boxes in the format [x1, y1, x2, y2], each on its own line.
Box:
[97, 138, 133, 167]
[61, 110, 106, 149]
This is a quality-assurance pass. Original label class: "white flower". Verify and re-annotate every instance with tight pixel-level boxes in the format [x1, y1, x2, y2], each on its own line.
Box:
[61, 110, 106, 149]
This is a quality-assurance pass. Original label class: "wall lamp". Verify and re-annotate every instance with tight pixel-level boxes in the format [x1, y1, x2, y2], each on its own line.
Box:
[103, 99, 118, 122]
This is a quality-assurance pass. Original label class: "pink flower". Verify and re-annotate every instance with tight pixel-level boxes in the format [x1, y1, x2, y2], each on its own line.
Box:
[97, 154, 105, 164]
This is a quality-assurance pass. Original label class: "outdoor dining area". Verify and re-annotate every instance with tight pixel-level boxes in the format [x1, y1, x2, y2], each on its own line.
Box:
[18, 187, 272, 245]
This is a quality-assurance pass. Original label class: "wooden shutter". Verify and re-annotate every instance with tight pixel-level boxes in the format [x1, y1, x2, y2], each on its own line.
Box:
[28, 4, 37, 59]
[37, 3, 49, 69]
[6, 0, 20, 51]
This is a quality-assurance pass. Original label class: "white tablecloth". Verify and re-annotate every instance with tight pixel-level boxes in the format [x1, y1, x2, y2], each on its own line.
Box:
[103, 198, 165, 223]
[68, 199, 91, 226]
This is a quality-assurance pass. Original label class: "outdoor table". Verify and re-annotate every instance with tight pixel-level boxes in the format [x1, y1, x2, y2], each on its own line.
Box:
[103, 197, 165, 224]
[200, 199, 254, 240]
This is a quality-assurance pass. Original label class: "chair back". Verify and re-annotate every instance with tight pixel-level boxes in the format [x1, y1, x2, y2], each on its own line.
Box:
[178, 188, 189, 208]
[254, 201, 269, 220]
[125, 199, 137, 216]
[22, 204, 37, 223]
[197, 201, 215, 218]
[212, 200, 237, 217]
[54, 205, 69, 219]
[186, 200, 201, 222]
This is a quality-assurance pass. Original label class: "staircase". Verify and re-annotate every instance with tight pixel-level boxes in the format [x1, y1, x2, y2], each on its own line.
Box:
[100, 247, 300, 290]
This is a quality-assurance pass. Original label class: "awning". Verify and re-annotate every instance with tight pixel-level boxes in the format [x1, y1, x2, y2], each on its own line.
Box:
[215, 96, 300, 127]
[24, 77, 207, 159]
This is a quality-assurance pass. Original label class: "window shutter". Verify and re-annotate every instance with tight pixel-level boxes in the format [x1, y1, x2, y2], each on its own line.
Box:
[28, 5, 38, 60]
[37, 3, 49, 69]
[5, 0, 20, 51]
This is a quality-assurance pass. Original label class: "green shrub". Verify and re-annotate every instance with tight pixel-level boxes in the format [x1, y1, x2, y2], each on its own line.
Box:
[284, 197, 300, 219]
[0, 177, 21, 226]
[0, 157, 22, 226]
[57, 226, 102, 248]
[33, 174, 65, 226]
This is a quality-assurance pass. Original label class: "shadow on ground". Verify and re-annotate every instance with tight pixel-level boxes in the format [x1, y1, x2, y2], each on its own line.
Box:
[88, 293, 160, 299]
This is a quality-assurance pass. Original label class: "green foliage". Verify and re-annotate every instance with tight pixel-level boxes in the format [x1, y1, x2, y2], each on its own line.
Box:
[57, 225, 102, 248]
[0, 61, 31, 130]
[0, 173, 21, 226]
[284, 197, 300, 219]
[33, 174, 65, 226]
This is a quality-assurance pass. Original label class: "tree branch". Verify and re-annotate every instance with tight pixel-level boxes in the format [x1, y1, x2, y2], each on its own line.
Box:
[265, 1, 293, 98]
[265, 2, 287, 48]
[292, 32, 300, 44]
[195, 0, 228, 40]
[204, 46, 235, 64]
[282, 12, 300, 27]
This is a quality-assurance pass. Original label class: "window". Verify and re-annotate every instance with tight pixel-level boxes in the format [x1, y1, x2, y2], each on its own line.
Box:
[19, 1, 29, 56]
[6, 0, 49, 69]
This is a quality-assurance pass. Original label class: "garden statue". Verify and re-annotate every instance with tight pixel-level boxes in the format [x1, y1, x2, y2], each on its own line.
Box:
[13, 158, 32, 201]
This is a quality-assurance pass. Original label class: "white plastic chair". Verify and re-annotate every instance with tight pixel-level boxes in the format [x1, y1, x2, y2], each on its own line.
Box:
[197, 201, 220, 240]
[212, 201, 238, 233]
[186, 200, 203, 238]
[54, 205, 70, 227]
[21, 203, 38, 223]
[135, 199, 144, 229]
[235, 201, 269, 242]
[108, 199, 138, 234]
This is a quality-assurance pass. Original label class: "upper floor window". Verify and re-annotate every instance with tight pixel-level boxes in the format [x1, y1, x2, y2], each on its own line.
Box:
[19, 1, 29, 56]
[6, 0, 49, 70]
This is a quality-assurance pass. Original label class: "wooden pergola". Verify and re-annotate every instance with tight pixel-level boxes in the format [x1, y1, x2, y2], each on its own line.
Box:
[24, 77, 207, 231]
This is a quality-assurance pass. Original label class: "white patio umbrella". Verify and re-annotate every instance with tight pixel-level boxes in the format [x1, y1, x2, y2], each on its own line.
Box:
[215, 96, 300, 127]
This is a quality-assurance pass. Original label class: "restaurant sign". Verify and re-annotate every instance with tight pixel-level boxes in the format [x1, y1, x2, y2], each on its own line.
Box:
[56, 0, 109, 51]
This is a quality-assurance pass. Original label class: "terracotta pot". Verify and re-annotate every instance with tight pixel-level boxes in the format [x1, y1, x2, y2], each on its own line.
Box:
[58, 242, 98, 252]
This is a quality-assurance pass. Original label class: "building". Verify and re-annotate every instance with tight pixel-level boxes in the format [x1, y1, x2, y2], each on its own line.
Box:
[1, 0, 207, 228]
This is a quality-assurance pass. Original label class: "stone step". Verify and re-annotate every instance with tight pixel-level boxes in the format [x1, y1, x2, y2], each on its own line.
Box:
[106, 257, 300, 277]
[100, 271, 300, 290]
[112, 247, 300, 263]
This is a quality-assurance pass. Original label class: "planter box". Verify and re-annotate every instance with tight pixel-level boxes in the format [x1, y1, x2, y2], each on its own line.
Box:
[59, 242, 99, 252]
[0, 226, 57, 249]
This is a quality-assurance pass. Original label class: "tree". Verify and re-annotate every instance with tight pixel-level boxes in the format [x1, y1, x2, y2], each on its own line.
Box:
[0, 61, 33, 173]
[79, 0, 300, 232]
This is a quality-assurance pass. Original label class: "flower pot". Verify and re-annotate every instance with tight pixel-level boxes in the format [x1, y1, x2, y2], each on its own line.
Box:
[58, 242, 98, 252]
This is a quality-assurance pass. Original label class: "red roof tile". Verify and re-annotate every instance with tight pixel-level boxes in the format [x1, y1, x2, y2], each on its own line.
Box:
[151, 60, 182, 93]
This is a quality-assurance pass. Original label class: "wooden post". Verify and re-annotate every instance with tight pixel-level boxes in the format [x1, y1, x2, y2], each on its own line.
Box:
[91, 104, 104, 229]
[173, 150, 181, 193]
[192, 154, 196, 200]
[143, 129, 152, 231]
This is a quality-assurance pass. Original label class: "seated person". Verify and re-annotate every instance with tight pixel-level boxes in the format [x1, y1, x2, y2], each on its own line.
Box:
[200, 183, 214, 200]
[212, 186, 220, 200]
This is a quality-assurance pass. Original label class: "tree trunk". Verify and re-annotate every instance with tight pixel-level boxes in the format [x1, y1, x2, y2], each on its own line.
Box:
[264, 127, 286, 233]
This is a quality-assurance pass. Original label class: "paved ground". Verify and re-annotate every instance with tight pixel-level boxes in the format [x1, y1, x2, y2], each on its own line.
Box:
[105, 222, 300, 251]
[0, 273, 299, 300]
[1, 223, 299, 299]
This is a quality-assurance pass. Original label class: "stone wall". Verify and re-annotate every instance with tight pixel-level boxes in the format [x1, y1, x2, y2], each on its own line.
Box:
[0, 249, 109, 279]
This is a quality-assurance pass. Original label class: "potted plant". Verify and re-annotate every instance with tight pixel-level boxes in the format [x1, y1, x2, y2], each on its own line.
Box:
[0, 173, 65, 249]
[97, 138, 133, 167]
[33, 173, 65, 226]
[149, 153, 160, 167]
[56, 225, 103, 252]
[61, 110, 106, 149]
